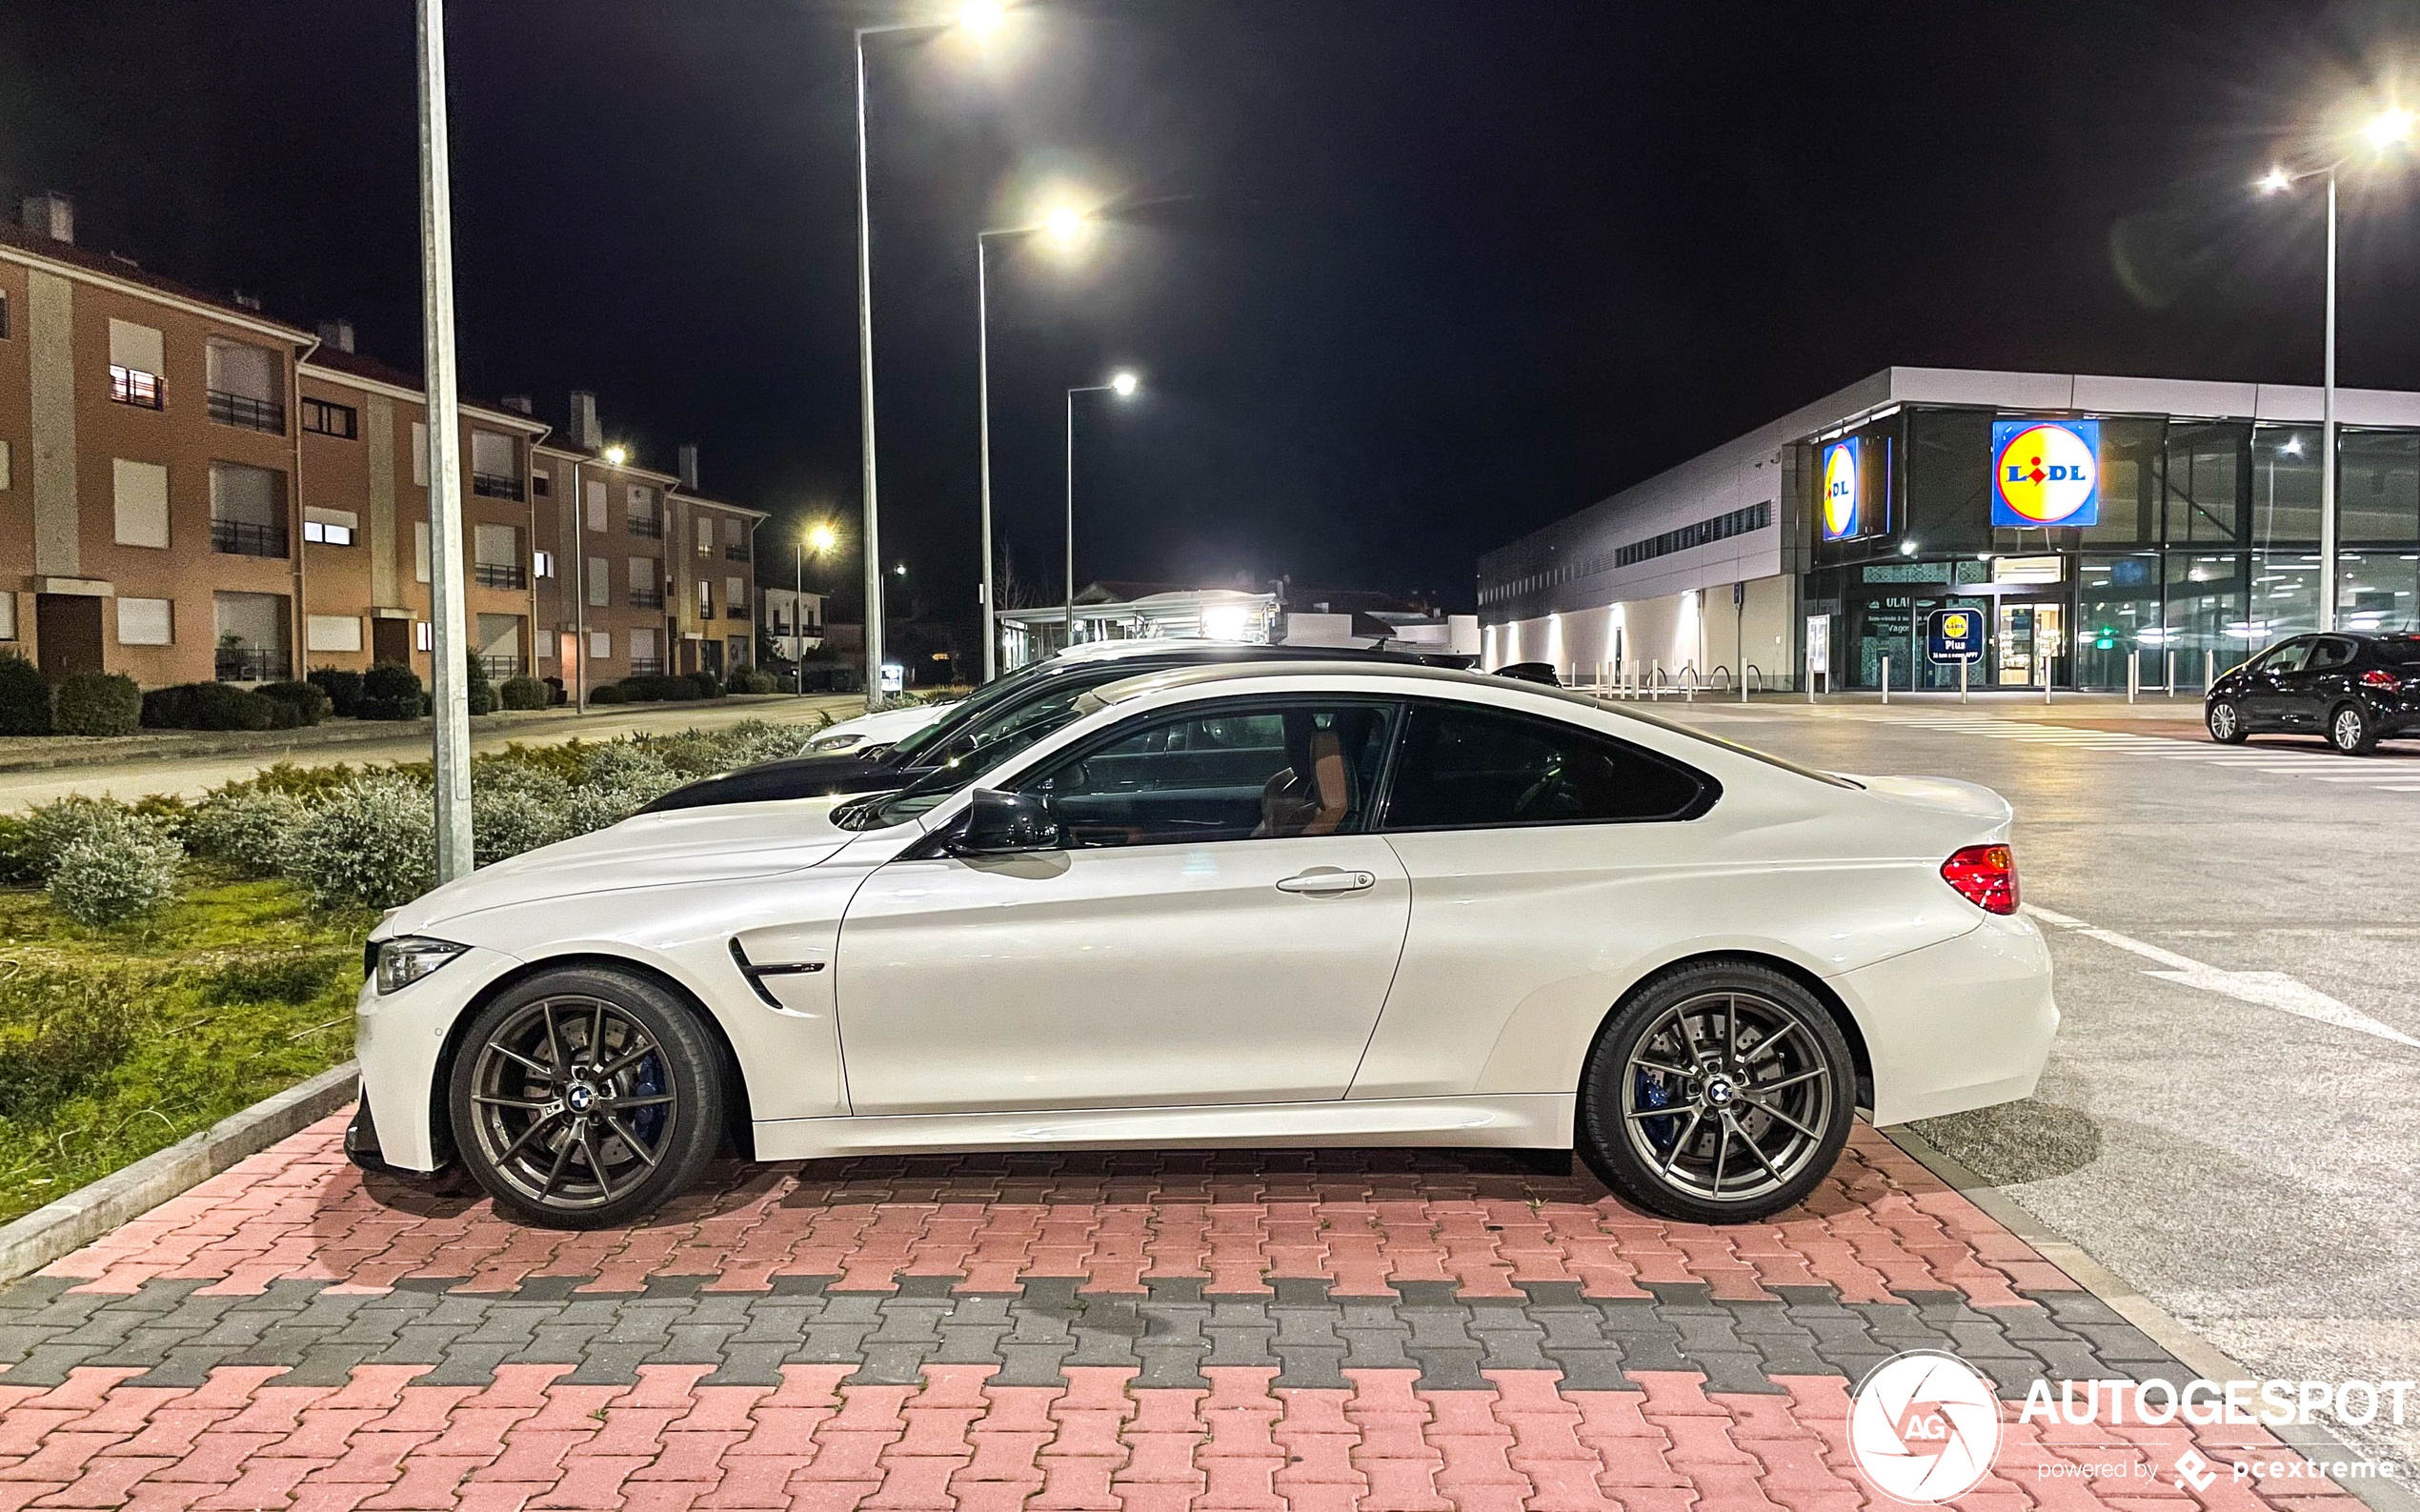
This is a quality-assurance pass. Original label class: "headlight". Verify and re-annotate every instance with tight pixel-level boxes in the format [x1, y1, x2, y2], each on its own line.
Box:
[373, 937, 468, 995]
[810, 733, 864, 752]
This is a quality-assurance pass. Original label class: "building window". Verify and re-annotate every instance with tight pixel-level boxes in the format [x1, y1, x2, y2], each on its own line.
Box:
[0, 439, 10, 492]
[534, 550, 555, 578]
[116, 596, 173, 647]
[531, 468, 551, 497]
[411, 421, 429, 487]
[0, 291, 10, 339]
[470, 431, 523, 499]
[698, 580, 715, 619]
[415, 620, 434, 653]
[109, 319, 165, 409]
[206, 338, 285, 433]
[112, 458, 171, 549]
[307, 615, 363, 653]
[587, 556, 610, 607]
[1609, 500, 1772, 571]
[210, 461, 289, 557]
[304, 507, 357, 547]
[301, 398, 357, 438]
[589, 630, 613, 660]
[110, 365, 164, 409]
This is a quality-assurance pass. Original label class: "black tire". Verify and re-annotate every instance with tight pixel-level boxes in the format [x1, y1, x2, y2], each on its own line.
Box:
[2327, 701, 2378, 756]
[448, 966, 725, 1229]
[2206, 699, 2248, 744]
[1576, 960, 1855, 1224]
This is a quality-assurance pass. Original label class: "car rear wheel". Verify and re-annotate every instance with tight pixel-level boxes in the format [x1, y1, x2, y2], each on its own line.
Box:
[2328, 701, 2378, 756]
[1576, 961, 1854, 1224]
[448, 967, 725, 1229]
[2206, 700, 2248, 744]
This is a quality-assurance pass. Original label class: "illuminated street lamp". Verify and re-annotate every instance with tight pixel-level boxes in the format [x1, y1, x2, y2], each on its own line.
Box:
[978, 201, 1099, 680]
[855, 3, 1008, 703]
[1064, 372, 1141, 644]
[2255, 105, 2413, 631]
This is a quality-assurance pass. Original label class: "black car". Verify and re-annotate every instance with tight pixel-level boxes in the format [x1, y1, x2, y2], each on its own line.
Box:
[642, 642, 1476, 812]
[2205, 630, 2420, 754]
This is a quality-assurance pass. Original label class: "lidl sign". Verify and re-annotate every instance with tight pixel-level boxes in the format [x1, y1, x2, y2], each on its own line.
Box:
[1928, 607, 1985, 663]
[1820, 438, 1862, 540]
[1991, 418, 2100, 529]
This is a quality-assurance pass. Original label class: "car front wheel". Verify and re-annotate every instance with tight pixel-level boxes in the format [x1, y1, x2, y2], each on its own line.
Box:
[2328, 701, 2378, 756]
[448, 967, 726, 1229]
[2206, 700, 2247, 744]
[1576, 961, 1854, 1224]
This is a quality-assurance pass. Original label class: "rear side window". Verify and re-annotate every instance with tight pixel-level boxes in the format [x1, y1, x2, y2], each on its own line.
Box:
[2371, 636, 2420, 667]
[2309, 638, 2357, 671]
[1381, 702, 1713, 831]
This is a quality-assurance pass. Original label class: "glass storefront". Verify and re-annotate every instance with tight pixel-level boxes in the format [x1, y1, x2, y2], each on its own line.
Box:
[1802, 406, 2420, 690]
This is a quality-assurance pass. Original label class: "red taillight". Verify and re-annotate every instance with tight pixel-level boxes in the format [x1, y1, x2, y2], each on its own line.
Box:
[1941, 844, 2019, 916]
[2361, 669, 2403, 692]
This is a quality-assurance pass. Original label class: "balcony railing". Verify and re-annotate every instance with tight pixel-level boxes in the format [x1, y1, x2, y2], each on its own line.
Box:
[110, 366, 164, 409]
[473, 561, 527, 590]
[628, 588, 664, 611]
[629, 657, 665, 676]
[724, 544, 750, 561]
[478, 655, 522, 681]
[629, 515, 664, 539]
[208, 389, 286, 434]
[212, 518, 290, 558]
[215, 648, 288, 683]
[725, 602, 750, 620]
[698, 603, 716, 620]
[471, 472, 525, 501]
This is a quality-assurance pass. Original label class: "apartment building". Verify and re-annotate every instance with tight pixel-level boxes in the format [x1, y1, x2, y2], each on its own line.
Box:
[762, 586, 828, 663]
[0, 193, 768, 692]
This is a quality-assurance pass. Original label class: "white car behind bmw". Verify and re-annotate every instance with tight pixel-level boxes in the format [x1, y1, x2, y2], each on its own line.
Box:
[353, 661, 2053, 1228]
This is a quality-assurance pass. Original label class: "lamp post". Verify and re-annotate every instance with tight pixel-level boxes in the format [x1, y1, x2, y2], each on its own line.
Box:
[855, 2, 1005, 705]
[413, 0, 473, 881]
[2257, 105, 2412, 633]
[1064, 371, 1139, 647]
[978, 205, 1092, 682]
[794, 520, 837, 695]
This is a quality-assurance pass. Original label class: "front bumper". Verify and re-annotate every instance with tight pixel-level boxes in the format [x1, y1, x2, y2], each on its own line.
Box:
[1831, 910, 2058, 1125]
[354, 942, 525, 1173]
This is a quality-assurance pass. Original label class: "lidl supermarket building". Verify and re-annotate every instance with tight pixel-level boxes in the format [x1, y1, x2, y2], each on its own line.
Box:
[1476, 367, 2420, 692]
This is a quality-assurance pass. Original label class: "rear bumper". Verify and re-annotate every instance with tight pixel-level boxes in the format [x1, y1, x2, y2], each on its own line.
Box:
[1830, 911, 2057, 1125]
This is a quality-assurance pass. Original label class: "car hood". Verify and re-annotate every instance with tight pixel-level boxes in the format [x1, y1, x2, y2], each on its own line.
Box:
[642, 752, 904, 812]
[385, 796, 858, 934]
[818, 702, 953, 743]
[1845, 773, 2013, 830]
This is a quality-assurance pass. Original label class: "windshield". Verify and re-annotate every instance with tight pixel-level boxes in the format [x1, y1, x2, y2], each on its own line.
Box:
[887, 660, 1059, 758]
[836, 679, 1099, 829]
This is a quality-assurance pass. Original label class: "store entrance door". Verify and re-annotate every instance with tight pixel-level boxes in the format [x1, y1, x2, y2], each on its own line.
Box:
[1995, 603, 2064, 687]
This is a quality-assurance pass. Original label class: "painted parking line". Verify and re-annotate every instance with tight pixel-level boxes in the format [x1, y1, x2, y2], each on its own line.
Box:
[0, 1117, 2385, 1512]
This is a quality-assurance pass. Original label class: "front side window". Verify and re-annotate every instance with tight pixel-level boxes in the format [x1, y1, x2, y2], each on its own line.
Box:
[1025, 700, 1399, 849]
[2254, 638, 2311, 675]
[1381, 702, 1710, 831]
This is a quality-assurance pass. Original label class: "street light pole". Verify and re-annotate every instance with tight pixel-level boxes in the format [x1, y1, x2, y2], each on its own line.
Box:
[852, 28, 888, 707]
[977, 232, 998, 681]
[2322, 168, 2339, 633]
[795, 539, 805, 695]
[413, 0, 473, 881]
[1063, 372, 1139, 649]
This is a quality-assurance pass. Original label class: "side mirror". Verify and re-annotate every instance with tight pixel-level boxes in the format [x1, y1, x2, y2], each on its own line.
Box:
[947, 788, 1060, 856]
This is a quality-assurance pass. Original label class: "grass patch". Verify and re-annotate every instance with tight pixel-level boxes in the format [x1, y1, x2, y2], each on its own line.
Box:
[0, 877, 373, 1226]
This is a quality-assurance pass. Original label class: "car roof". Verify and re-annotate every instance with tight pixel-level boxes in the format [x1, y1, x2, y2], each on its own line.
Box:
[1082, 657, 1601, 716]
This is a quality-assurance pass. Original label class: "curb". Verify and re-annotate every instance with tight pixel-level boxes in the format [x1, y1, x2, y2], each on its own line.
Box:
[1885, 1124, 2420, 1512]
[0, 1061, 361, 1286]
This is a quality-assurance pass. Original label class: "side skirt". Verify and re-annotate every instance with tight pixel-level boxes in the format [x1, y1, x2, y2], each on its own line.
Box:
[752, 1094, 1574, 1162]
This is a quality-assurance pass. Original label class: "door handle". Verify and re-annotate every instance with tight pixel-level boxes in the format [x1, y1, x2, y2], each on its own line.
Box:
[1276, 868, 1377, 896]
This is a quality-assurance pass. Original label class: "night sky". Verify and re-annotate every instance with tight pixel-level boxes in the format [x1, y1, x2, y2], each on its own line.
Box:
[5, 2, 2418, 624]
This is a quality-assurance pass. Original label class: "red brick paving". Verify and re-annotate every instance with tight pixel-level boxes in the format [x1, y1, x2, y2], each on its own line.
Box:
[0, 1112, 2378, 1511]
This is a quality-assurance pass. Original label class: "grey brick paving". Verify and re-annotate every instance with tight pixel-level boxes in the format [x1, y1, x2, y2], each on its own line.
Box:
[0, 1271, 2188, 1397]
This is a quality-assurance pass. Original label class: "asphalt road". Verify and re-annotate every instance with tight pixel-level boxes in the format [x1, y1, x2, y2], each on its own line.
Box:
[0, 694, 865, 810]
[1654, 693, 2420, 1468]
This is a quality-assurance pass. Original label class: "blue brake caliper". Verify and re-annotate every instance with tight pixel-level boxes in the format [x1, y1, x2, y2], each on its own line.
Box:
[631, 1054, 669, 1146]
[1633, 1069, 1678, 1155]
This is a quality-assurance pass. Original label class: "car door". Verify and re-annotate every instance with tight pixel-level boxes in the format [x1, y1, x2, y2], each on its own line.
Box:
[834, 696, 1411, 1114]
[2237, 638, 2310, 727]
[2285, 636, 2359, 728]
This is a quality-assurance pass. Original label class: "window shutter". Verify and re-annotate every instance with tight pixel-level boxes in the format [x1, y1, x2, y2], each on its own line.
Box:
[112, 458, 171, 548]
[109, 319, 164, 373]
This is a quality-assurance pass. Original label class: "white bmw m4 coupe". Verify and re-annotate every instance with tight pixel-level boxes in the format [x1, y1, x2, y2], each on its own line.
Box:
[353, 661, 2054, 1228]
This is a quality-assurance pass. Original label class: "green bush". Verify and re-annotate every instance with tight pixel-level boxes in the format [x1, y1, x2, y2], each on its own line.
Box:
[141, 682, 275, 732]
[21, 796, 127, 880]
[498, 675, 549, 711]
[0, 815, 41, 886]
[688, 672, 726, 699]
[733, 669, 780, 694]
[257, 680, 333, 726]
[0, 654, 53, 736]
[203, 951, 342, 1006]
[588, 683, 625, 705]
[47, 809, 183, 927]
[286, 776, 434, 909]
[308, 666, 364, 717]
[0, 963, 147, 1119]
[184, 787, 311, 878]
[356, 662, 424, 721]
[51, 672, 142, 736]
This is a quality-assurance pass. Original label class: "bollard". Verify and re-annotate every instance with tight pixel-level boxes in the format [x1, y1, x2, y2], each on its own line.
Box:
[2045, 670, 2053, 705]
[2166, 650, 2176, 698]
[1959, 657, 1968, 704]
[1742, 666, 1750, 705]
[2128, 655, 2138, 705]
[2206, 648, 2216, 693]
[1882, 655, 1890, 705]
